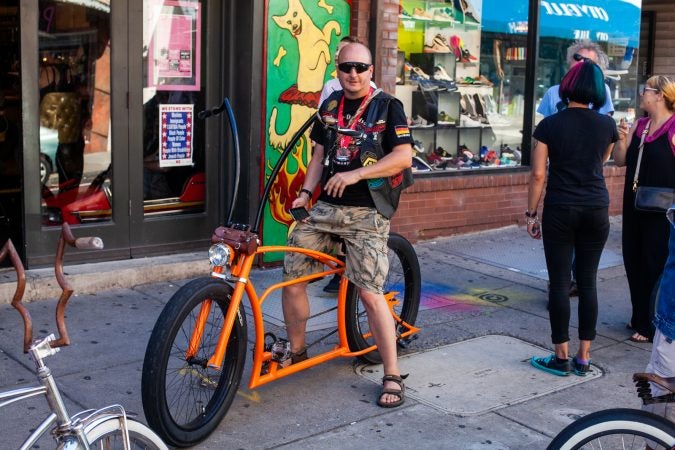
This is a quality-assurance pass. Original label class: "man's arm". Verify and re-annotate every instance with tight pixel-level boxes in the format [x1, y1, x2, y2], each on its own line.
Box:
[323, 143, 412, 198]
[292, 143, 325, 209]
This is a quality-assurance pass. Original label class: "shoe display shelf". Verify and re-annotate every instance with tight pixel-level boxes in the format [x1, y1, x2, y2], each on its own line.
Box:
[398, 0, 480, 30]
[396, 50, 499, 172]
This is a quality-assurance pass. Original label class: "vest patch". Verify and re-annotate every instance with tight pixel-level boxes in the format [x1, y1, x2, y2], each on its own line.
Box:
[395, 125, 411, 138]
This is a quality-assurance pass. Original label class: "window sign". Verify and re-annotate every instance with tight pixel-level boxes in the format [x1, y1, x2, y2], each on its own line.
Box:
[159, 104, 193, 167]
[147, 1, 201, 91]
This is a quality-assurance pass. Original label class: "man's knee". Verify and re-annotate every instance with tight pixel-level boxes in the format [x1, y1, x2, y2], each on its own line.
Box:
[283, 281, 309, 299]
[358, 287, 384, 309]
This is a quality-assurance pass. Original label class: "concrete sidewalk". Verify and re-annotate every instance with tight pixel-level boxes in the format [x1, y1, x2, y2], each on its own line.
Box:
[0, 218, 654, 449]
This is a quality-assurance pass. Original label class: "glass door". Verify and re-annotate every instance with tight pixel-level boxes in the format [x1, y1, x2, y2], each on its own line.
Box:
[24, 0, 131, 266]
[127, 0, 220, 255]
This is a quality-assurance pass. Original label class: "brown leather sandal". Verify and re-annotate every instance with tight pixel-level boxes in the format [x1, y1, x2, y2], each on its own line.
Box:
[377, 374, 407, 408]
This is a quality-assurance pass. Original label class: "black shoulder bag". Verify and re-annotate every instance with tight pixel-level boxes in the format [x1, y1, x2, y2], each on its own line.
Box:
[633, 120, 675, 213]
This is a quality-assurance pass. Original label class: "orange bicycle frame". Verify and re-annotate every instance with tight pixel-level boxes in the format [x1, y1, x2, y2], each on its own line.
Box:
[184, 243, 419, 390]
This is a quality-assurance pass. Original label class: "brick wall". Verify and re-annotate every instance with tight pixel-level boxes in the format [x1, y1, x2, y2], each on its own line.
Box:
[351, 0, 399, 95]
[391, 166, 627, 242]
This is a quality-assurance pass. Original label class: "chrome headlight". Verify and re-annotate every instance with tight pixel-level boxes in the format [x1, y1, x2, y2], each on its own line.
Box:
[208, 243, 232, 267]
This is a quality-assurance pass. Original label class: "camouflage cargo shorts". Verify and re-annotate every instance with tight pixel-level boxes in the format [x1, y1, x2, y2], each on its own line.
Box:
[283, 201, 390, 294]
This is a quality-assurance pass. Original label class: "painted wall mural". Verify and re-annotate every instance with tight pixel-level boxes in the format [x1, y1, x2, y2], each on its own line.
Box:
[263, 0, 351, 261]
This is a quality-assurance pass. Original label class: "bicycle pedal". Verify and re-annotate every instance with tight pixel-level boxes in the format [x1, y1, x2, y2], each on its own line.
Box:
[397, 334, 418, 349]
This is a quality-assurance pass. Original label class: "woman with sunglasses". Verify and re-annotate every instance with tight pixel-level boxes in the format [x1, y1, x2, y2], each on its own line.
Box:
[527, 60, 618, 377]
[613, 75, 675, 343]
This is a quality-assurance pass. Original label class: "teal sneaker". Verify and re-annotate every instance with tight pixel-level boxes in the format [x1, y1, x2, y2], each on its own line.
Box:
[531, 354, 571, 376]
[572, 356, 591, 376]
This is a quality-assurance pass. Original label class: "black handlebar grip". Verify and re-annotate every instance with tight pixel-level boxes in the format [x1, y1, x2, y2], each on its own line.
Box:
[197, 109, 212, 120]
[74, 237, 104, 250]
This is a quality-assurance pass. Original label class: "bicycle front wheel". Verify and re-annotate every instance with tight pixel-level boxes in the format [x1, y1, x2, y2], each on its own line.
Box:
[345, 232, 421, 364]
[141, 277, 248, 447]
[85, 417, 167, 449]
[547, 408, 675, 450]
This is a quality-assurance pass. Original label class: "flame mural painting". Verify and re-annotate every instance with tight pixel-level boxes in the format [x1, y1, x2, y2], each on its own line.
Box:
[263, 0, 351, 261]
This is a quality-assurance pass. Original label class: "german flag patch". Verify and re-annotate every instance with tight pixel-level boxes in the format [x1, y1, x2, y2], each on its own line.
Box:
[395, 125, 411, 138]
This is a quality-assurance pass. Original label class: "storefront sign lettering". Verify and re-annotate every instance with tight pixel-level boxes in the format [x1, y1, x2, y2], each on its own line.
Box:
[508, 21, 529, 34]
[541, 1, 609, 22]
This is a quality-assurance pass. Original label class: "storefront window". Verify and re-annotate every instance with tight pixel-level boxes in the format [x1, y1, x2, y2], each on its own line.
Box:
[534, 1, 641, 127]
[142, 0, 205, 217]
[398, 0, 524, 173]
[398, 0, 642, 172]
[39, 0, 112, 226]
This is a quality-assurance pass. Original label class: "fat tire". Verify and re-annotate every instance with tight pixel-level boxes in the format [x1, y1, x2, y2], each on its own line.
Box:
[85, 417, 168, 449]
[547, 408, 675, 450]
[141, 277, 247, 447]
[345, 233, 421, 364]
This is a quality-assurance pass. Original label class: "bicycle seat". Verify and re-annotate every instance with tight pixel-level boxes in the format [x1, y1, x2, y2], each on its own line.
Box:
[633, 373, 675, 405]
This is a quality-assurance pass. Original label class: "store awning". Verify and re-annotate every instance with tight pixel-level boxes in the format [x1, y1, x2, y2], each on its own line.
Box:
[482, 0, 641, 47]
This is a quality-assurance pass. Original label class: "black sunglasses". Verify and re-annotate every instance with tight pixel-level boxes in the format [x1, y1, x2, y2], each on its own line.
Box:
[573, 53, 592, 63]
[338, 62, 371, 74]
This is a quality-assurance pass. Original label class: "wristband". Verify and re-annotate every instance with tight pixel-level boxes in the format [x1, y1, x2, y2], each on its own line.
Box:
[525, 210, 537, 218]
[300, 188, 313, 199]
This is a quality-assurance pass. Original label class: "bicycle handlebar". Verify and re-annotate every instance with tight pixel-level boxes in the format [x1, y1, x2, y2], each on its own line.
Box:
[1, 223, 105, 352]
[74, 236, 105, 250]
[197, 103, 226, 120]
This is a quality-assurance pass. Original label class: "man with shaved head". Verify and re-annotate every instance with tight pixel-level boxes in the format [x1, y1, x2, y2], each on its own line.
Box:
[282, 42, 414, 408]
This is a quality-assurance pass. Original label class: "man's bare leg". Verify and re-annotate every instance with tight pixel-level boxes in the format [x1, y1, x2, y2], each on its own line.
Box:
[282, 282, 310, 353]
[359, 288, 401, 405]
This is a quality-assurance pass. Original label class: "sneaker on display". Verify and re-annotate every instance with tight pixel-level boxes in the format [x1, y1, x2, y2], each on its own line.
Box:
[433, 7, 454, 22]
[433, 64, 453, 81]
[412, 155, 433, 172]
[424, 34, 452, 53]
[410, 115, 433, 128]
[437, 111, 455, 125]
[412, 7, 433, 20]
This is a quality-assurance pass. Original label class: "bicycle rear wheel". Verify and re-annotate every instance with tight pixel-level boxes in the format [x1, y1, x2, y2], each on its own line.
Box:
[85, 417, 167, 449]
[547, 408, 675, 450]
[141, 277, 247, 447]
[345, 233, 421, 364]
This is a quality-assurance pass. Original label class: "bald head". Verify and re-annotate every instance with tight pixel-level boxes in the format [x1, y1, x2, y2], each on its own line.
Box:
[337, 42, 372, 65]
[336, 42, 373, 99]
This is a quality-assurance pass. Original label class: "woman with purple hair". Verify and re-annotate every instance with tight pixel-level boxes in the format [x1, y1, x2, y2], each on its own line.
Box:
[527, 60, 619, 377]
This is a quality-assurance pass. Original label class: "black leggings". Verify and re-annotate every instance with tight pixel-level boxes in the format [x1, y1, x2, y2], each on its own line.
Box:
[622, 206, 670, 339]
[542, 206, 609, 344]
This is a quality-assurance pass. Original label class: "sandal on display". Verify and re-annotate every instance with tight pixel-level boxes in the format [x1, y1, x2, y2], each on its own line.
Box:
[377, 374, 408, 408]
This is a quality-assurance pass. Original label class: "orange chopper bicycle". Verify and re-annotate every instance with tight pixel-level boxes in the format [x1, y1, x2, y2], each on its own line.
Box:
[141, 98, 421, 447]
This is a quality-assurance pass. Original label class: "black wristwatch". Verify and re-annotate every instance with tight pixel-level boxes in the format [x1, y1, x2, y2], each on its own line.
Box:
[525, 210, 537, 218]
[300, 188, 313, 199]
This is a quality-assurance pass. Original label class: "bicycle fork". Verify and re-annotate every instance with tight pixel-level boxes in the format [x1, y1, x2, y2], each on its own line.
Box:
[185, 265, 249, 370]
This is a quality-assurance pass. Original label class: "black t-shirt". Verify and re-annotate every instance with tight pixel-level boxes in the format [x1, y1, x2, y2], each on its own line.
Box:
[533, 107, 618, 207]
[310, 95, 412, 206]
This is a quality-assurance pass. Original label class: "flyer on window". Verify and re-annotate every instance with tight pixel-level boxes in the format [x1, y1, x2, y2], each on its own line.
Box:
[159, 104, 193, 167]
[147, 1, 201, 91]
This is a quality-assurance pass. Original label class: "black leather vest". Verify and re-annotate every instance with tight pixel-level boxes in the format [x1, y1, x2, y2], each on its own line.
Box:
[317, 90, 413, 219]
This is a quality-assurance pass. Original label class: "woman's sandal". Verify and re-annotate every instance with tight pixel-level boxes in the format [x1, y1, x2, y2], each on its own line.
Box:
[377, 374, 408, 408]
[629, 332, 650, 343]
